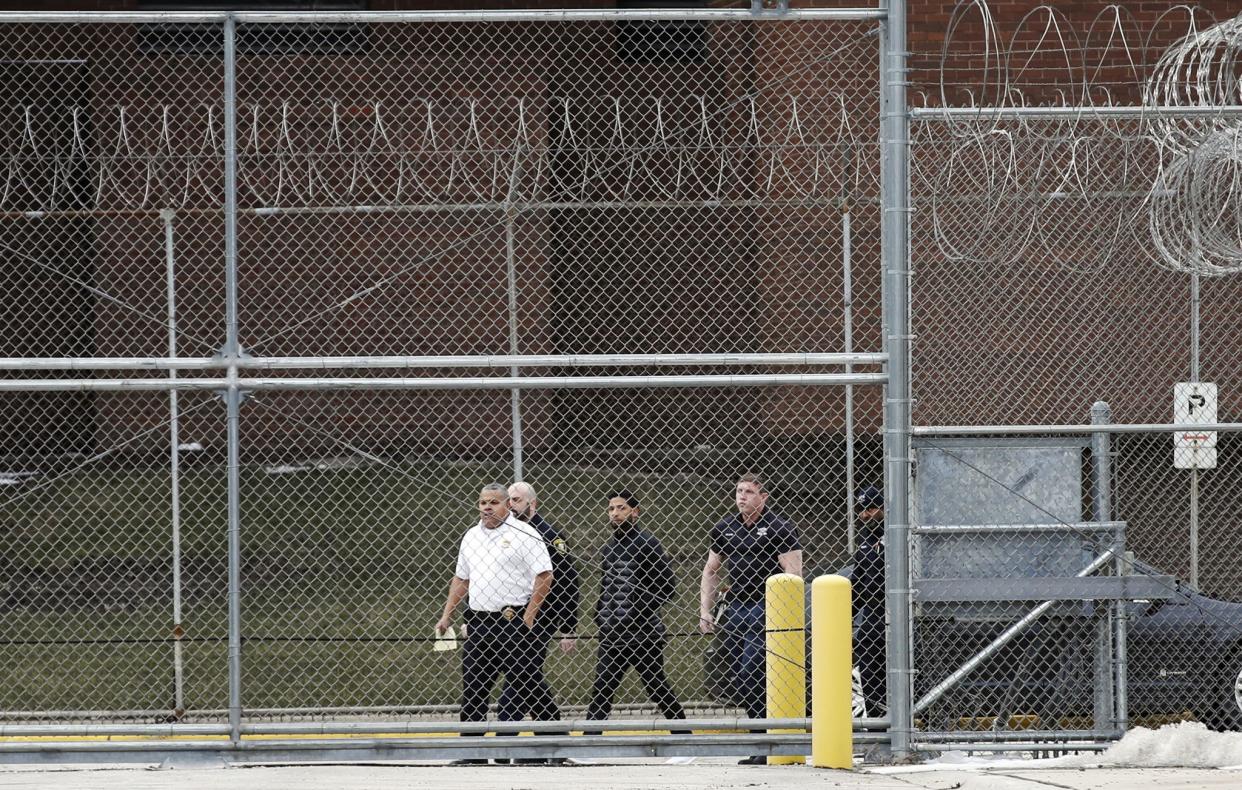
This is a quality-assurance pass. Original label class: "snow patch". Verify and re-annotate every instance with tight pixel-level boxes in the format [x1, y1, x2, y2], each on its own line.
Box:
[867, 750, 1080, 774]
[1068, 722, 1242, 769]
[868, 722, 1242, 774]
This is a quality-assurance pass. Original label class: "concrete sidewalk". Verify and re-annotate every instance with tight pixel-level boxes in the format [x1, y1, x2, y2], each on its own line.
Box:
[2, 760, 1241, 789]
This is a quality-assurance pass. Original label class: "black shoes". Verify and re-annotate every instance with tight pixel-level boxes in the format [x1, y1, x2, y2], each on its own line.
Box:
[737, 755, 766, 765]
[454, 755, 568, 760]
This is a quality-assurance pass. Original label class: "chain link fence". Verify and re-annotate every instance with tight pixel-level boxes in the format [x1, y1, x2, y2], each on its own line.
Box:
[0, 10, 888, 755]
[5, 1, 1241, 762]
[908, 0, 1242, 748]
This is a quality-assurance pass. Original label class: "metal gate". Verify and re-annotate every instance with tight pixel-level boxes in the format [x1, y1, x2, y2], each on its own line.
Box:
[0, 6, 909, 764]
[907, 0, 1242, 754]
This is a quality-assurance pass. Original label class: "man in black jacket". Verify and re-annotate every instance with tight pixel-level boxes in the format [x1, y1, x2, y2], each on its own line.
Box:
[849, 484, 887, 716]
[497, 482, 582, 736]
[585, 490, 687, 725]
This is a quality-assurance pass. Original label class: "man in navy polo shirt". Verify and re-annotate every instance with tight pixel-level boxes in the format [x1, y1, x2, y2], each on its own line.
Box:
[699, 473, 802, 765]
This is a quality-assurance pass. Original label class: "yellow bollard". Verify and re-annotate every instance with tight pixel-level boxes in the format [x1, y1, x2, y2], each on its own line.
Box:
[765, 573, 805, 765]
[811, 574, 853, 768]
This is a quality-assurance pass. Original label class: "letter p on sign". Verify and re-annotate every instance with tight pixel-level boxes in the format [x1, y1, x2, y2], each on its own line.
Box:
[1174, 382, 1217, 469]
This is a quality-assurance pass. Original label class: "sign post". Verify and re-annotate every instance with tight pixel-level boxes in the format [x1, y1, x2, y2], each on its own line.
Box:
[1174, 382, 1217, 589]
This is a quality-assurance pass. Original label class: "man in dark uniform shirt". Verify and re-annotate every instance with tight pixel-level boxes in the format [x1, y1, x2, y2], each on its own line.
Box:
[586, 490, 687, 726]
[699, 473, 802, 765]
[849, 485, 887, 716]
[497, 482, 581, 764]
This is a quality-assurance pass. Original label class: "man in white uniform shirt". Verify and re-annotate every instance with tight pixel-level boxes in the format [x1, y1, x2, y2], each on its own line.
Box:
[436, 483, 553, 762]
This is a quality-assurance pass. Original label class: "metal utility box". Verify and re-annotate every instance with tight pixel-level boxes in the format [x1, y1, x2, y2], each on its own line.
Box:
[912, 438, 1089, 596]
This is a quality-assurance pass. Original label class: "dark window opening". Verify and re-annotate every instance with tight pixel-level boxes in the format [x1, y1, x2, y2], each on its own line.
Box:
[135, 2, 370, 55]
[0, 61, 97, 459]
[616, 0, 710, 65]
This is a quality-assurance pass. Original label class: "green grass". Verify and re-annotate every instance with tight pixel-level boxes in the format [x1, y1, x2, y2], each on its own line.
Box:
[0, 460, 811, 720]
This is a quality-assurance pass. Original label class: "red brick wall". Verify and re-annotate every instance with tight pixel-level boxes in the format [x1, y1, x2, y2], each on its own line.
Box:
[2, 2, 1240, 458]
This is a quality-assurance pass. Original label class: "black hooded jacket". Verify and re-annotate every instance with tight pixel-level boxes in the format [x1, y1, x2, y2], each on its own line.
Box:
[593, 521, 676, 637]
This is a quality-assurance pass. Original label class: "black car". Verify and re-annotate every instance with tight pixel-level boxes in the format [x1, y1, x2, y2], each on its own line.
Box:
[703, 564, 1242, 731]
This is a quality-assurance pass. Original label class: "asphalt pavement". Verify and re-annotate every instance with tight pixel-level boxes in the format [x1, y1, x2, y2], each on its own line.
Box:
[2, 759, 1241, 790]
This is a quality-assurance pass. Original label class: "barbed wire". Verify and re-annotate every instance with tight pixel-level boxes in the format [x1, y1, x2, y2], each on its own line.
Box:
[920, 2, 1242, 277]
[0, 94, 872, 214]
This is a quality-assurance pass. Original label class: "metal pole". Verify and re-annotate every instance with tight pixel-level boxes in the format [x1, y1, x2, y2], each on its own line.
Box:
[879, 0, 912, 759]
[0, 372, 888, 393]
[222, 13, 243, 746]
[910, 104, 1242, 121]
[161, 209, 185, 720]
[1091, 402, 1124, 737]
[1, 198, 867, 223]
[506, 135, 524, 483]
[0, 712, 887, 737]
[1091, 403, 1113, 529]
[1191, 275, 1200, 382]
[0, 352, 885, 371]
[1189, 273, 1200, 589]
[0, 9, 888, 23]
[843, 200, 856, 556]
[913, 422, 1242, 436]
[1190, 471, 1199, 588]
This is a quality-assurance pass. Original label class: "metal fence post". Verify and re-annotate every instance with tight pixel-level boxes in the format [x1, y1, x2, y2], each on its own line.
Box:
[507, 132, 524, 483]
[1092, 401, 1126, 735]
[161, 208, 186, 720]
[222, 12, 243, 746]
[880, 0, 912, 760]
[1189, 273, 1200, 588]
[842, 189, 856, 556]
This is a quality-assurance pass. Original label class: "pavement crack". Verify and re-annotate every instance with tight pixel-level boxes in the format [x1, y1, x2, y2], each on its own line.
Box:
[985, 770, 1079, 789]
[888, 774, 963, 789]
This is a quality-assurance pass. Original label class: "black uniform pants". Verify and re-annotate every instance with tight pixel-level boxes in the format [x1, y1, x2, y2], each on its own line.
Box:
[459, 612, 544, 722]
[496, 625, 561, 721]
[855, 604, 887, 715]
[586, 634, 686, 722]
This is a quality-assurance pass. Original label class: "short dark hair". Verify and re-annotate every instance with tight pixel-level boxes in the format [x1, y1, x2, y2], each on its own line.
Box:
[480, 482, 507, 498]
[737, 472, 767, 493]
[608, 489, 640, 508]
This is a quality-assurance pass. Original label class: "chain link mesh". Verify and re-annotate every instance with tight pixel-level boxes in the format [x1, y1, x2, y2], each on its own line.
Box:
[8, 2, 1241, 754]
[0, 14, 883, 739]
[909, 0, 1242, 743]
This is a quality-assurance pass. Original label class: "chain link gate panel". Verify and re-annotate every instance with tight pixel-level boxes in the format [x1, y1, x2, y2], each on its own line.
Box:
[0, 8, 895, 762]
[909, 0, 1242, 752]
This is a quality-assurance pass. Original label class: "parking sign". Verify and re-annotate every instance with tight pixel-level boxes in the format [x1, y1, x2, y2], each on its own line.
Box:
[1173, 382, 1217, 469]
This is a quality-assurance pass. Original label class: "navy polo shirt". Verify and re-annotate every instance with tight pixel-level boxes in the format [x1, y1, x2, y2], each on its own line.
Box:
[709, 508, 801, 603]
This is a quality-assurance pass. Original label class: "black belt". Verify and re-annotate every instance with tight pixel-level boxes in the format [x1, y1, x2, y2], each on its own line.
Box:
[469, 604, 528, 623]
